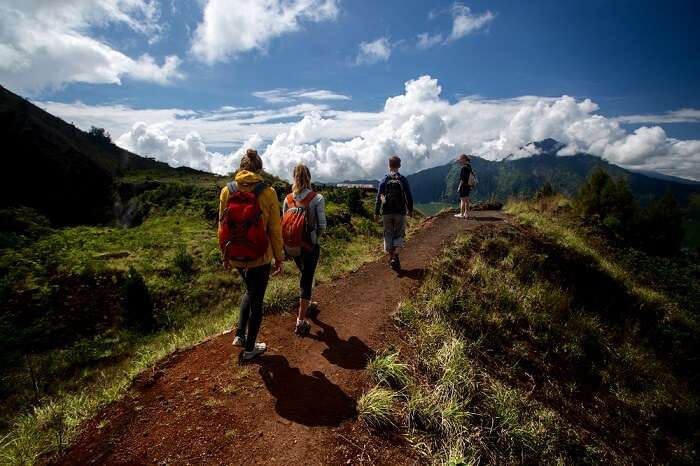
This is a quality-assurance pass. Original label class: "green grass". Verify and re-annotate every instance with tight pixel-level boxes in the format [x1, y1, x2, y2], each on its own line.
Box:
[357, 387, 396, 430]
[0, 178, 416, 465]
[367, 197, 699, 465]
[366, 352, 411, 389]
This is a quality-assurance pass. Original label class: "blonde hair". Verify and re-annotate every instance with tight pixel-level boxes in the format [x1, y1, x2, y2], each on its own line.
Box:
[239, 148, 263, 172]
[292, 164, 311, 194]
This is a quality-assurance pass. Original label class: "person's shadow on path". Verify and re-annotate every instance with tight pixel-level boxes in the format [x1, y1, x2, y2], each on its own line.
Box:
[255, 355, 356, 427]
[307, 317, 374, 370]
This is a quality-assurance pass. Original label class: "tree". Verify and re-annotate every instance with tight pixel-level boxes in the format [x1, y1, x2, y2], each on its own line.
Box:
[576, 167, 635, 238]
[88, 126, 111, 143]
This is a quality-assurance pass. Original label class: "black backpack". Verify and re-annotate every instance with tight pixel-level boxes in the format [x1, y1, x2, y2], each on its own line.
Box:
[382, 174, 406, 214]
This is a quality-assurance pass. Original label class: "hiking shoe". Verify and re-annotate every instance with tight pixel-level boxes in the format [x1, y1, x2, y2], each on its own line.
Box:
[232, 335, 245, 347]
[241, 342, 267, 360]
[391, 256, 401, 271]
[294, 320, 311, 336]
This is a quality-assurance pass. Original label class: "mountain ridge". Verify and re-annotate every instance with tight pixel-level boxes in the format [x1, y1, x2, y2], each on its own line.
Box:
[0, 85, 209, 226]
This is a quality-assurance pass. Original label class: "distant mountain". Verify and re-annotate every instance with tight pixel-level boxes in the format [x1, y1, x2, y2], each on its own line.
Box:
[406, 139, 700, 205]
[0, 85, 205, 226]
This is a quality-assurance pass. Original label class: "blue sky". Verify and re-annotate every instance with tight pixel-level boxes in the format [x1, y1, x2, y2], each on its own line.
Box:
[1, 0, 700, 180]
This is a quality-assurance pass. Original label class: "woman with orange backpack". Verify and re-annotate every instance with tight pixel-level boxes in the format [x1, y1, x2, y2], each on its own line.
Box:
[281, 164, 326, 336]
[218, 149, 284, 361]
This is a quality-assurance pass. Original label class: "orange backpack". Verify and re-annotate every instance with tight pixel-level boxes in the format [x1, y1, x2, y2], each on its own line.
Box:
[281, 191, 317, 257]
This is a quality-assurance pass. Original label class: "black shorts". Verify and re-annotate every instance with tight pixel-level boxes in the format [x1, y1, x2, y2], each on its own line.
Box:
[459, 186, 471, 198]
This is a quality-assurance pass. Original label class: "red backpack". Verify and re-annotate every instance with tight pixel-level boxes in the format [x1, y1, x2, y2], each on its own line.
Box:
[281, 191, 317, 257]
[219, 181, 269, 262]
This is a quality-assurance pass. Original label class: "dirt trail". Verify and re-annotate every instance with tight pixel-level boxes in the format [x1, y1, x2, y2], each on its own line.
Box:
[53, 211, 509, 466]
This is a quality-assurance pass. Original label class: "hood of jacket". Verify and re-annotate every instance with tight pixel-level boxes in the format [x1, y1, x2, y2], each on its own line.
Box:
[233, 170, 264, 191]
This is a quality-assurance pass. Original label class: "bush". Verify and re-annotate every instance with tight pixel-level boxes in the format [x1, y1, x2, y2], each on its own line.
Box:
[347, 188, 367, 217]
[173, 245, 194, 277]
[535, 182, 556, 200]
[122, 267, 155, 332]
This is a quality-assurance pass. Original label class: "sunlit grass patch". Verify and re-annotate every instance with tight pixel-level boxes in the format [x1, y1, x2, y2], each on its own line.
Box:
[358, 387, 396, 430]
[367, 352, 410, 389]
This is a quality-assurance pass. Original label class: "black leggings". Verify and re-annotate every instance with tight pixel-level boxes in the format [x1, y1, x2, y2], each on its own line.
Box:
[293, 244, 320, 300]
[236, 264, 270, 351]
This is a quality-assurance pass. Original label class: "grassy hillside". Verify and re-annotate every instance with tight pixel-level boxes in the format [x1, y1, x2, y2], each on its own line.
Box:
[358, 197, 699, 464]
[0, 172, 415, 465]
[0, 85, 207, 226]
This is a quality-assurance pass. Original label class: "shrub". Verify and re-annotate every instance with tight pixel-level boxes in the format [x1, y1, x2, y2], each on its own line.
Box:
[122, 267, 155, 332]
[535, 182, 556, 200]
[173, 245, 195, 277]
[347, 188, 367, 217]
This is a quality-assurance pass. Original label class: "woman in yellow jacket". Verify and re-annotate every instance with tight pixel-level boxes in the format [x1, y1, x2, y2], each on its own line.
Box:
[218, 149, 284, 360]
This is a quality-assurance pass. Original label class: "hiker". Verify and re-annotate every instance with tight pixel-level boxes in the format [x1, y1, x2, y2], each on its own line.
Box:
[218, 149, 284, 361]
[455, 154, 475, 219]
[374, 155, 413, 271]
[281, 164, 327, 336]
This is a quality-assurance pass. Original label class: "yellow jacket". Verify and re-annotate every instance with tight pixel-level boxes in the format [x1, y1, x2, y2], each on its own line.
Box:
[218, 170, 284, 269]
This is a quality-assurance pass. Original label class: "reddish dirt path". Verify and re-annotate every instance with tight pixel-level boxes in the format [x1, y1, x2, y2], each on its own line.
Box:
[52, 211, 509, 466]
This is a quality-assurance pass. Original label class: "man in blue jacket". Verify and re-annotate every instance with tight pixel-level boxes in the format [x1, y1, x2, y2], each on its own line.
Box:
[374, 155, 414, 270]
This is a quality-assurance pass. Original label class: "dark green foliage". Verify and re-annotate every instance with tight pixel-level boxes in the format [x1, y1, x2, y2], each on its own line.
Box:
[576, 167, 636, 238]
[87, 126, 111, 144]
[122, 267, 155, 332]
[173, 245, 195, 277]
[576, 168, 685, 255]
[636, 191, 685, 256]
[535, 181, 556, 200]
[346, 188, 368, 216]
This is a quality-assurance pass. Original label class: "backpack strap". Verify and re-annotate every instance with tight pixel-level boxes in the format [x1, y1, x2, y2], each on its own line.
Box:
[227, 181, 238, 195]
[299, 191, 317, 207]
[251, 181, 268, 197]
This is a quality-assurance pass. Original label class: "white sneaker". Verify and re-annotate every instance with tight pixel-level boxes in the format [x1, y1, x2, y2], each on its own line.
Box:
[242, 342, 267, 360]
[232, 336, 245, 347]
[453, 213, 464, 218]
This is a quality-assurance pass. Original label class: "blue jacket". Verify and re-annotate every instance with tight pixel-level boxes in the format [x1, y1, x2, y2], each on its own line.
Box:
[374, 172, 414, 216]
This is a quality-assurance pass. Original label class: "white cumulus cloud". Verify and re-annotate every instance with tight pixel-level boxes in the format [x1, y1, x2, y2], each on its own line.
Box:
[355, 37, 393, 65]
[40, 76, 700, 181]
[0, 0, 182, 93]
[190, 0, 339, 64]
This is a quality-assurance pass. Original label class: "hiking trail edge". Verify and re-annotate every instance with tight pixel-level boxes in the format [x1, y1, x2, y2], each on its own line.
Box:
[52, 210, 510, 466]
